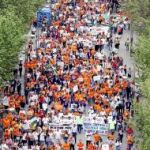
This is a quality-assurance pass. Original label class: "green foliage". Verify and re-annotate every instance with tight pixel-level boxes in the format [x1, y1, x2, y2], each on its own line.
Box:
[132, 99, 150, 150]
[0, 9, 23, 82]
[124, 0, 150, 35]
[134, 30, 150, 80]
[0, 0, 44, 23]
[124, 0, 150, 149]
[0, 0, 44, 84]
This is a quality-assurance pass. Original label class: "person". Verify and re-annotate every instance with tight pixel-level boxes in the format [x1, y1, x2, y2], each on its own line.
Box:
[127, 68, 132, 78]
[118, 129, 123, 143]
[77, 140, 84, 150]
[62, 141, 70, 150]
[85, 131, 92, 148]
[11, 79, 17, 94]
[76, 115, 83, 134]
[126, 127, 134, 135]
[19, 60, 23, 77]
[87, 142, 95, 150]
[127, 134, 134, 150]
[125, 38, 130, 51]
[3, 95, 9, 110]
[114, 37, 120, 49]
[68, 135, 75, 150]
[55, 143, 62, 150]
[13, 68, 18, 78]
[1, 0, 135, 149]
[109, 118, 116, 132]
[0, 140, 9, 150]
[107, 132, 115, 143]
[126, 84, 131, 100]
[108, 36, 113, 50]
[45, 133, 53, 148]
[93, 131, 102, 147]
[126, 100, 132, 111]
[39, 131, 46, 145]
[63, 131, 69, 143]
[72, 124, 77, 143]
[17, 80, 21, 95]
[115, 139, 121, 150]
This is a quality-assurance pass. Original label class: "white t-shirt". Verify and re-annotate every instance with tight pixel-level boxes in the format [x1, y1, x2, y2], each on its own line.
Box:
[85, 133, 92, 141]
[22, 145, 28, 150]
[72, 125, 77, 133]
[1, 143, 9, 150]
[42, 117, 49, 125]
[33, 132, 39, 141]
[31, 145, 40, 150]
[22, 121, 30, 130]
[42, 103, 48, 111]
[3, 96, 9, 106]
[40, 132, 45, 141]
[55, 131, 61, 140]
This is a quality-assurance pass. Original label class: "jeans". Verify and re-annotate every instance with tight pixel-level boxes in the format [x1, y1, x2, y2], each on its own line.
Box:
[77, 124, 82, 133]
[70, 144, 75, 150]
[115, 146, 121, 150]
[72, 132, 77, 143]
[128, 144, 133, 150]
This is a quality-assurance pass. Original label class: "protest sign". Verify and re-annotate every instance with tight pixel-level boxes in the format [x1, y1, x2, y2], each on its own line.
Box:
[83, 123, 109, 135]
[84, 116, 104, 124]
[73, 85, 78, 93]
[102, 144, 109, 150]
[93, 75, 101, 81]
[49, 123, 72, 132]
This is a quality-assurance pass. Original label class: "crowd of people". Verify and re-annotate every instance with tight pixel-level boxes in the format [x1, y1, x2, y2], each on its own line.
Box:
[1, 0, 136, 150]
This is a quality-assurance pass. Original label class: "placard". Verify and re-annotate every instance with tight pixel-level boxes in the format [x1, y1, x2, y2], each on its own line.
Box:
[49, 123, 72, 132]
[83, 123, 109, 135]
[73, 85, 78, 93]
[93, 75, 101, 81]
[102, 144, 109, 150]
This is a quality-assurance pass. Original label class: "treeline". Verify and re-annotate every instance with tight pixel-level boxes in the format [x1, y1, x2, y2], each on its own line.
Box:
[124, 0, 150, 149]
[0, 0, 44, 85]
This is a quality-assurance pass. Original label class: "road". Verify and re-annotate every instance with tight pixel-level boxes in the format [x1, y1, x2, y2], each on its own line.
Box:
[19, 5, 136, 150]
[75, 28, 135, 150]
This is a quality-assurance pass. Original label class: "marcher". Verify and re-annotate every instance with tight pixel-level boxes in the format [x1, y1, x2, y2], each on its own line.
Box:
[93, 131, 102, 147]
[69, 136, 75, 150]
[19, 60, 23, 77]
[77, 140, 84, 150]
[1, 0, 135, 149]
[125, 38, 130, 51]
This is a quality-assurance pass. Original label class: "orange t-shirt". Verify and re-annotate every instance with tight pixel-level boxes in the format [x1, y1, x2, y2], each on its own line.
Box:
[87, 143, 95, 150]
[13, 127, 21, 137]
[6, 113, 14, 122]
[77, 142, 84, 150]
[3, 118, 10, 128]
[93, 133, 101, 142]
[4, 129, 11, 139]
[63, 143, 70, 150]
[127, 135, 133, 144]
[108, 134, 115, 141]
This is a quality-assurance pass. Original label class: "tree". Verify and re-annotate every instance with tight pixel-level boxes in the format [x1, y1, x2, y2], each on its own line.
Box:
[0, 0, 45, 85]
[124, 0, 150, 35]
[0, 0, 44, 24]
[134, 29, 150, 81]
[124, 0, 150, 149]
[132, 96, 150, 150]
[0, 9, 24, 83]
